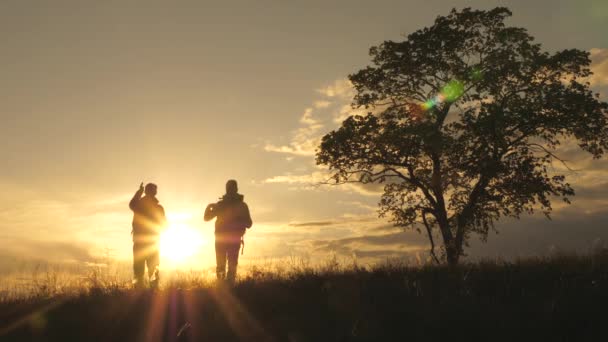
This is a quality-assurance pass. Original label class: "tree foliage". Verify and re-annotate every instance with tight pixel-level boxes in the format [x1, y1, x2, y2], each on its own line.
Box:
[316, 7, 608, 264]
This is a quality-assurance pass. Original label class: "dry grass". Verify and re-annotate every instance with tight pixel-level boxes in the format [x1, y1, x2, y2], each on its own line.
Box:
[0, 254, 361, 301]
[1, 251, 608, 341]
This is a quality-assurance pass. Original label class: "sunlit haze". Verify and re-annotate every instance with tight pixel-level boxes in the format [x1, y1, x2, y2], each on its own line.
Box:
[1, 0, 607, 272]
[160, 213, 208, 267]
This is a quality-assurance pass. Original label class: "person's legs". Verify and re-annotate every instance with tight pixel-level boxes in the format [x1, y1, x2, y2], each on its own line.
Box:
[215, 240, 227, 280]
[133, 243, 145, 288]
[147, 245, 160, 288]
[226, 242, 241, 284]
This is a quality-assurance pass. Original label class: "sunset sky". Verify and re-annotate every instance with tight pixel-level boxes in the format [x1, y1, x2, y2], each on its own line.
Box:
[1, 0, 607, 270]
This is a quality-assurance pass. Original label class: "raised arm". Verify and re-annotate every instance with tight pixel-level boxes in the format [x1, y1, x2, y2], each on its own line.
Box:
[129, 183, 144, 211]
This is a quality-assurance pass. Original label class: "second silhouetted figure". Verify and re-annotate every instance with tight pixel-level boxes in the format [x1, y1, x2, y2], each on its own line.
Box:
[204, 180, 252, 284]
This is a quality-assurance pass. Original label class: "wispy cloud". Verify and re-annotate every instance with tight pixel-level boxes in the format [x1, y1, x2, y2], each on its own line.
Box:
[0, 237, 96, 263]
[0, 183, 133, 263]
[313, 100, 332, 109]
[263, 107, 324, 157]
[263, 171, 383, 196]
[264, 79, 357, 158]
[264, 172, 327, 185]
[316, 79, 355, 98]
[240, 217, 423, 264]
[261, 80, 384, 196]
[309, 231, 429, 262]
[467, 208, 608, 259]
[254, 50, 608, 265]
[289, 221, 336, 227]
[589, 48, 608, 87]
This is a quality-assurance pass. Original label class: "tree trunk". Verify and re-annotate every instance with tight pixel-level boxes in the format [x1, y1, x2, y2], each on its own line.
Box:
[436, 217, 460, 266]
[445, 244, 460, 266]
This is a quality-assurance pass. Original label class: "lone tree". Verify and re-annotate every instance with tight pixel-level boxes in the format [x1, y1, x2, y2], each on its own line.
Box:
[316, 7, 608, 265]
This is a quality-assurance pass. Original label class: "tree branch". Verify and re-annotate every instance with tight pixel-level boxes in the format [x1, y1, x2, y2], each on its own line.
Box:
[422, 209, 441, 264]
[528, 143, 579, 172]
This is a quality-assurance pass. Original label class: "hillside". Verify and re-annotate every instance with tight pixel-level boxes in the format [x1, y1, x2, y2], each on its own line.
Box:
[1, 254, 608, 341]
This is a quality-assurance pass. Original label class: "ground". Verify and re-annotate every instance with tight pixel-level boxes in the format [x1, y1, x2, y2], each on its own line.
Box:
[1, 254, 608, 341]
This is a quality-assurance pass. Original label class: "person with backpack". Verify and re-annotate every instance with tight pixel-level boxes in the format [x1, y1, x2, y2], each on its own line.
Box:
[204, 179, 253, 284]
[129, 182, 167, 288]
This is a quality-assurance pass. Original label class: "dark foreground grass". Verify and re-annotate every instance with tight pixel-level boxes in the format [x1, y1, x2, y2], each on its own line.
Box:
[2, 253, 608, 342]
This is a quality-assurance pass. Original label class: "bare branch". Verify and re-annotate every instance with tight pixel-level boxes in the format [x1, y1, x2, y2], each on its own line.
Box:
[528, 143, 580, 172]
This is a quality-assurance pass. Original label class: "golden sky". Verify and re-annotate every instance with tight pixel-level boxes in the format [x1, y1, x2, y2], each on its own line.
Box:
[1, 1, 607, 270]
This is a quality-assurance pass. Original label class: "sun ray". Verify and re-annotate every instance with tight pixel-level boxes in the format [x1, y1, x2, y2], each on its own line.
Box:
[209, 286, 272, 341]
[141, 292, 169, 342]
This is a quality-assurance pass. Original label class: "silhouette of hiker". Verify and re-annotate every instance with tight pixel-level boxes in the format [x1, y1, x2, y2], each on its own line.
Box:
[204, 180, 252, 284]
[129, 182, 167, 288]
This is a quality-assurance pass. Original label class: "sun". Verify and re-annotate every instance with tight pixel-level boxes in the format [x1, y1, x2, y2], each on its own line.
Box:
[160, 222, 205, 265]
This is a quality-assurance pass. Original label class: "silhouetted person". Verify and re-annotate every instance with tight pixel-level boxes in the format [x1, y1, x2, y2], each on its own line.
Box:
[129, 182, 167, 288]
[204, 180, 252, 284]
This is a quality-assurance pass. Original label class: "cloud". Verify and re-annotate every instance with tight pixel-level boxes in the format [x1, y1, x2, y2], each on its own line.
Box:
[289, 221, 336, 227]
[309, 231, 429, 262]
[288, 214, 380, 229]
[255, 54, 608, 266]
[264, 79, 358, 158]
[0, 237, 96, 263]
[316, 79, 355, 98]
[341, 182, 385, 196]
[264, 107, 324, 157]
[333, 103, 369, 124]
[535, 136, 608, 214]
[263, 171, 384, 196]
[0, 183, 134, 264]
[314, 79, 371, 124]
[262, 78, 385, 199]
[237, 216, 416, 265]
[261, 78, 386, 199]
[314, 100, 332, 109]
[467, 207, 608, 260]
[299, 108, 319, 126]
[312, 231, 425, 250]
[263, 143, 318, 157]
[264, 172, 327, 185]
[589, 48, 608, 87]
[247, 197, 608, 266]
[337, 200, 377, 212]
[298, 203, 608, 264]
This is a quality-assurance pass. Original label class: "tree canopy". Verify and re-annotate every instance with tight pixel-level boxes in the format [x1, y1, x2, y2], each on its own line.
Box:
[316, 7, 608, 264]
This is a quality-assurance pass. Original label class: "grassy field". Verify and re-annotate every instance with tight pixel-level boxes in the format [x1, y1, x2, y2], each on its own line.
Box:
[1, 253, 608, 341]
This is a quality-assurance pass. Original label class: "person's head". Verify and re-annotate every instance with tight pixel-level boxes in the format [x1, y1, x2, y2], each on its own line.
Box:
[225, 179, 238, 195]
[145, 183, 158, 197]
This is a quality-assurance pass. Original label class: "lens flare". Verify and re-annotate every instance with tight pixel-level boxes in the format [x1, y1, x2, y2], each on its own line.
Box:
[419, 65, 485, 113]
[420, 79, 464, 111]
[470, 66, 484, 81]
[442, 80, 464, 101]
